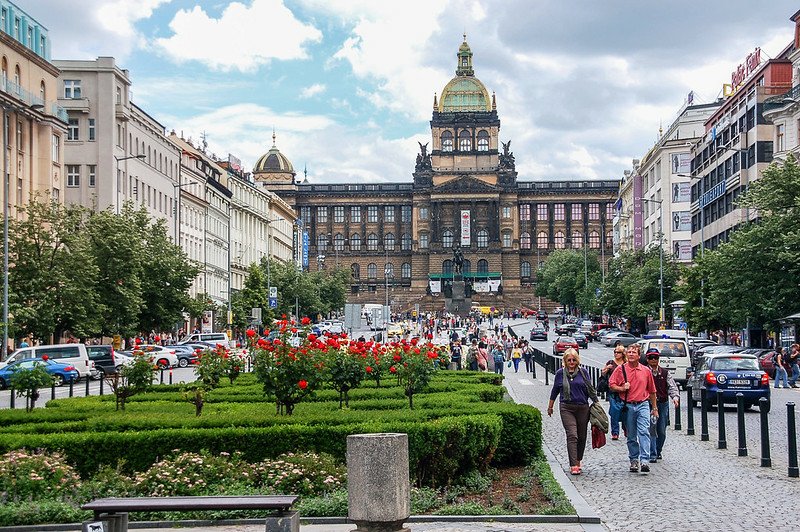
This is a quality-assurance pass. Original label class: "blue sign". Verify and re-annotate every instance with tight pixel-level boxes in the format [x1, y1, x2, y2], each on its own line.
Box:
[302, 231, 309, 269]
[269, 297, 278, 309]
[699, 181, 726, 208]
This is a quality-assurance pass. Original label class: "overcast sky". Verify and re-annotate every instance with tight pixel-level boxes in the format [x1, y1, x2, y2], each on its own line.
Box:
[21, 0, 800, 183]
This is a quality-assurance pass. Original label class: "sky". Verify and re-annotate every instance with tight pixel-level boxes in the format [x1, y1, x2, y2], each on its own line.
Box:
[20, 0, 800, 183]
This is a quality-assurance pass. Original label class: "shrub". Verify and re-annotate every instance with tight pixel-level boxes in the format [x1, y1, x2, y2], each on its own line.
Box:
[0, 449, 81, 502]
[9, 362, 52, 411]
[132, 450, 245, 496]
[0, 500, 88, 526]
[248, 452, 345, 496]
[294, 488, 348, 517]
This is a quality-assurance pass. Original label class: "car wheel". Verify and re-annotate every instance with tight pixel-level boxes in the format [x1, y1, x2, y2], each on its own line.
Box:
[52, 374, 65, 387]
[115, 364, 124, 372]
[157, 359, 169, 369]
[178, 358, 189, 368]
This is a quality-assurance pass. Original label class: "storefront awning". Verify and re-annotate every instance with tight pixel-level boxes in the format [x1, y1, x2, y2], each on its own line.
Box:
[429, 272, 502, 280]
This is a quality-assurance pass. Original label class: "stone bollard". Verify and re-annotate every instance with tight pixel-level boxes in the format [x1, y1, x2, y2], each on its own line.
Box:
[347, 433, 410, 532]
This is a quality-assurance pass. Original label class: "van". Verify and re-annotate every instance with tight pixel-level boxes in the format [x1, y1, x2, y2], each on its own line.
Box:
[179, 333, 230, 346]
[1, 343, 93, 379]
[636, 337, 691, 388]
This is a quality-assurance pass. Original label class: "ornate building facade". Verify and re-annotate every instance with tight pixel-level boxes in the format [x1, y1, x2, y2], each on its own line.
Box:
[254, 38, 619, 312]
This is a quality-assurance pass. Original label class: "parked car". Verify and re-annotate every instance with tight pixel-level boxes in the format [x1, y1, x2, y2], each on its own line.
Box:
[179, 333, 231, 347]
[0, 358, 80, 388]
[112, 351, 134, 370]
[755, 350, 780, 378]
[132, 345, 179, 369]
[589, 323, 614, 340]
[572, 331, 589, 349]
[554, 323, 578, 336]
[536, 310, 548, 320]
[1, 343, 93, 380]
[595, 328, 620, 341]
[386, 323, 404, 338]
[529, 326, 548, 341]
[687, 353, 770, 412]
[688, 337, 717, 354]
[602, 331, 638, 347]
[553, 336, 579, 356]
[691, 345, 743, 368]
[164, 345, 199, 367]
[86, 345, 118, 378]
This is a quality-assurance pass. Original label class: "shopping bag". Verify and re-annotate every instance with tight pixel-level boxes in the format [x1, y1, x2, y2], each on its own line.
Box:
[591, 425, 606, 449]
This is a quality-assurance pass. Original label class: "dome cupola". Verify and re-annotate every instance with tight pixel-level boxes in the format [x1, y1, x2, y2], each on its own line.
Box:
[439, 35, 491, 113]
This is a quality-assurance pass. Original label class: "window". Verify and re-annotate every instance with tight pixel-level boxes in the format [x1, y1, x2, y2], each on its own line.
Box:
[589, 203, 600, 220]
[462, 259, 471, 274]
[502, 206, 512, 219]
[442, 229, 454, 248]
[368, 206, 378, 223]
[334, 206, 345, 223]
[63, 80, 81, 99]
[520, 204, 531, 221]
[384, 205, 395, 222]
[571, 204, 583, 221]
[367, 233, 378, 251]
[350, 233, 361, 251]
[520, 232, 531, 249]
[537, 204, 548, 221]
[419, 233, 429, 249]
[401, 205, 411, 222]
[537, 231, 548, 248]
[40, 80, 45, 102]
[350, 206, 361, 223]
[384, 232, 395, 251]
[367, 263, 377, 279]
[572, 231, 583, 248]
[477, 229, 489, 248]
[401, 233, 411, 251]
[458, 130, 471, 151]
[777, 124, 785, 152]
[334, 233, 344, 251]
[401, 262, 411, 278]
[502, 232, 512, 248]
[116, 86, 122, 104]
[521, 261, 531, 277]
[40, 35, 46, 57]
[554, 231, 565, 249]
[13, 17, 19, 39]
[606, 230, 613, 248]
[88, 119, 95, 141]
[419, 207, 429, 220]
[66, 165, 80, 187]
[15, 120, 21, 150]
[351, 263, 360, 279]
[477, 130, 489, 151]
[589, 231, 600, 248]
[441, 131, 453, 152]
[67, 118, 79, 141]
[88, 165, 96, 187]
[385, 263, 394, 278]
[605, 203, 614, 219]
[317, 233, 328, 252]
[443, 260, 453, 274]
[477, 259, 488, 273]
[27, 26, 32, 47]
[300, 206, 311, 224]
[316, 206, 328, 223]
[554, 203, 565, 220]
[51, 135, 60, 162]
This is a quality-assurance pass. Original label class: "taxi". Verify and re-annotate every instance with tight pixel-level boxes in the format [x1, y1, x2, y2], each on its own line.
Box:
[687, 353, 770, 413]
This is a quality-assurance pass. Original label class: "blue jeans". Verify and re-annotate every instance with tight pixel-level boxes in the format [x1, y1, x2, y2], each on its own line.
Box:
[775, 366, 789, 387]
[649, 401, 670, 459]
[512, 358, 521, 372]
[790, 363, 800, 386]
[625, 401, 651, 464]
[608, 394, 626, 436]
[494, 357, 504, 374]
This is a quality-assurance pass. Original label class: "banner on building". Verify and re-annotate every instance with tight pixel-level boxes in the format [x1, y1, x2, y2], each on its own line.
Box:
[473, 281, 489, 293]
[429, 280, 441, 293]
[670, 153, 691, 174]
[202, 311, 213, 333]
[487, 279, 502, 292]
[671, 182, 691, 203]
[672, 240, 692, 261]
[633, 174, 643, 248]
[460, 210, 471, 246]
[302, 230, 309, 269]
[671, 211, 691, 232]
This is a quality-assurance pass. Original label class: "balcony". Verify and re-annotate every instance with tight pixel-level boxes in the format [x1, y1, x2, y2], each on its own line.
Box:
[0, 77, 68, 123]
[763, 84, 800, 113]
[59, 97, 90, 113]
[115, 102, 130, 121]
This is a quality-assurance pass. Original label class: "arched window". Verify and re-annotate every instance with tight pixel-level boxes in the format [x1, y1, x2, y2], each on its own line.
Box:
[443, 260, 453, 274]
[441, 131, 453, 152]
[384, 232, 395, 251]
[521, 261, 532, 277]
[537, 231, 548, 248]
[477, 130, 489, 151]
[1, 57, 7, 81]
[606, 230, 613, 248]
[520, 232, 531, 249]
[367, 263, 377, 279]
[554, 231, 566, 249]
[458, 130, 471, 151]
[14, 65, 20, 88]
[384, 263, 394, 278]
[350, 233, 361, 251]
[589, 231, 600, 249]
[442, 229, 454, 248]
[502, 231, 512, 248]
[39, 80, 45, 102]
[572, 231, 583, 249]
[463, 259, 471, 274]
[401, 262, 411, 278]
[367, 233, 378, 251]
[401, 233, 411, 251]
[317, 233, 328, 251]
[351, 263, 360, 279]
[477, 259, 488, 273]
[334, 233, 344, 251]
[477, 229, 489, 248]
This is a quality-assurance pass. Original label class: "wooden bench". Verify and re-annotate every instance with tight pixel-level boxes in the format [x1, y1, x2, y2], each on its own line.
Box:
[81, 495, 299, 532]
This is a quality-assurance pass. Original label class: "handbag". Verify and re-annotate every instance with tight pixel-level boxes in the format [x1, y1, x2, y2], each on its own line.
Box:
[591, 425, 606, 449]
[619, 364, 629, 415]
[597, 373, 610, 393]
[507, 360, 513, 368]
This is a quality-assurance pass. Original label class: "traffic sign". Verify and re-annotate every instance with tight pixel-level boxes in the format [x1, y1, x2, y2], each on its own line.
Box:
[269, 297, 278, 309]
[269, 286, 278, 298]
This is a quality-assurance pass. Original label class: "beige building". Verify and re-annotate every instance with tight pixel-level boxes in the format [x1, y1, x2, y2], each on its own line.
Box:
[763, 10, 800, 162]
[1, 1, 67, 213]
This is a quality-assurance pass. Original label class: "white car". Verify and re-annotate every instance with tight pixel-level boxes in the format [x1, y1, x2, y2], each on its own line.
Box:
[132, 345, 179, 369]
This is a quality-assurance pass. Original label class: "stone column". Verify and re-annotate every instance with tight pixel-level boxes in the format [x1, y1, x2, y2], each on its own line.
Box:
[347, 433, 411, 532]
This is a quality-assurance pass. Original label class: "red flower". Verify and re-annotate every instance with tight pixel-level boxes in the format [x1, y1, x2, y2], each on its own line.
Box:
[366, 366, 373, 373]
[410, 337, 419, 346]
[301, 316, 311, 325]
[308, 333, 317, 342]
[389, 366, 397, 374]
[298, 380, 308, 389]
[41, 355, 49, 361]
[246, 329, 256, 338]
[393, 354, 402, 362]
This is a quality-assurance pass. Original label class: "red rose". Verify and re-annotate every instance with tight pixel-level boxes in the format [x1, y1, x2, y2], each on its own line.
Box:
[298, 380, 308, 389]
[393, 354, 402, 362]
[308, 333, 317, 342]
[366, 366, 373, 373]
[301, 316, 311, 325]
[389, 366, 397, 374]
[41, 355, 49, 361]
[246, 329, 256, 338]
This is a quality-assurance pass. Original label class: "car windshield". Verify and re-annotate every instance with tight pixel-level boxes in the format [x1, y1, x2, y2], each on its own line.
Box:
[649, 341, 687, 357]
[712, 357, 759, 371]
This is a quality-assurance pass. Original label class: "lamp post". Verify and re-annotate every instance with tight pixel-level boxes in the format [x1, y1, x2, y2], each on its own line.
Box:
[641, 198, 664, 323]
[114, 154, 146, 215]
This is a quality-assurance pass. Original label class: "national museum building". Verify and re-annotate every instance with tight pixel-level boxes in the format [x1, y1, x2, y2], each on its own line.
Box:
[254, 38, 619, 312]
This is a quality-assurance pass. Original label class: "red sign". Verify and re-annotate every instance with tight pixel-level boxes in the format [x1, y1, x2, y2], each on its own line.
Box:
[731, 47, 761, 89]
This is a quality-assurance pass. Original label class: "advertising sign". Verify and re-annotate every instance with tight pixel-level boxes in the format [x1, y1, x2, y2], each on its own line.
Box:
[670, 152, 691, 174]
[671, 211, 691, 232]
[429, 280, 441, 293]
[302, 230, 309, 269]
[671, 182, 691, 203]
[633, 174, 643, 248]
[672, 240, 692, 261]
[460, 210, 471, 246]
[202, 310, 213, 333]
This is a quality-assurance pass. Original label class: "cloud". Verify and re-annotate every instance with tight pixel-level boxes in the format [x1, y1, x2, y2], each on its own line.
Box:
[299, 83, 326, 99]
[154, 0, 322, 72]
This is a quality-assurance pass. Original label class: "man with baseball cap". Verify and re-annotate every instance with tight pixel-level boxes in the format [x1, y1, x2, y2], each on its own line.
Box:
[645, 348, 680, 462]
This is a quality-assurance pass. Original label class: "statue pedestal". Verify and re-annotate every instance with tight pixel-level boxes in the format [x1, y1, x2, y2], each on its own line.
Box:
[446, 274, 471, 317]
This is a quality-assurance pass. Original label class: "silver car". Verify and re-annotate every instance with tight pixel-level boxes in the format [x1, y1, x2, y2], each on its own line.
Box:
[602, 331, 638, 347]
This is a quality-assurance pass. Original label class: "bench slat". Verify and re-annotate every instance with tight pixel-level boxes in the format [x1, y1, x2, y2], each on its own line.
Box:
[82, 495, 298, 512]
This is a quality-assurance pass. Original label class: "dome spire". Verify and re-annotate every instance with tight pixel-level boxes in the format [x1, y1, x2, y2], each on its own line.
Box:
[492, 91, 496, 111]
[456, 34, 474, 76]
[272, 127, 276, 147]
[433, 92, 438, 110]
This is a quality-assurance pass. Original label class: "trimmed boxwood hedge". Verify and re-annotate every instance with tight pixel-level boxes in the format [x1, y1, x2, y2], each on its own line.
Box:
[0, 372, 539, 486]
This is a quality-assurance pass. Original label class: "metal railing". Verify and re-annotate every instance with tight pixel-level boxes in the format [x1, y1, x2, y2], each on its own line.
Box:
[0, 76, 68, 122]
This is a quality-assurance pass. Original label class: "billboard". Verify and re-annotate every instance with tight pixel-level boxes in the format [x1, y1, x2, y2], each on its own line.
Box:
[670, 152, 691, 174]
[633, 174, 643, 248]
[302, 230, 309, 269]
[671, 211, 691, 232]
[672, 240, 692, 261]
[671, 182, 691, 203]
[460, 210, 471, 246]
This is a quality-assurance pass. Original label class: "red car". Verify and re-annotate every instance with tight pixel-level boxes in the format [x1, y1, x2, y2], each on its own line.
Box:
[751, 349, 779, 378]
[553, 336, 579, 356]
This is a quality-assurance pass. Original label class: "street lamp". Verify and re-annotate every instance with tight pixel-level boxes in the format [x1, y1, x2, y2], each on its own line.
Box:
[115, 154, 146, 214]
[640, 198, 664, 323]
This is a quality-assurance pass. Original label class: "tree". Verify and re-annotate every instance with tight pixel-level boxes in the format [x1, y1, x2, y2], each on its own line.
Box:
[231, 263, 270, 329]
[107, 352, 155, 410]
[9, 362, 52, 412]
[536, 249, 602, 314]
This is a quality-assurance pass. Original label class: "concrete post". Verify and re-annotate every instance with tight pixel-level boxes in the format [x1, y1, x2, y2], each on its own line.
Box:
[347, 433, 411, 532]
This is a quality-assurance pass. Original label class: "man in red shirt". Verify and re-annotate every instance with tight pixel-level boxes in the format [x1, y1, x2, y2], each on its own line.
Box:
[608, 344, 658, 474]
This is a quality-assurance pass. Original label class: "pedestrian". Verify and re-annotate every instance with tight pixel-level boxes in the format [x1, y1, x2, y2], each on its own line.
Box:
[467, 339, 479, 371]
[788, 344, 800, 389]
[19, 337, 29, 349]
[547, 348, 598, 475]
[523, 340, 534, 372]
[511, 341, 523, 372]
[774, 347, 789, 388]
[450, 340, 462, 370]
[492, 343, 505, 374]
[645, 348, 679, 462]
[602, 346, 627, 440]
[608, 343, 658, 474]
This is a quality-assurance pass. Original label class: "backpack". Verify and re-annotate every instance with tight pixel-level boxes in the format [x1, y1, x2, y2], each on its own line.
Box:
[467, 345, 478, 363]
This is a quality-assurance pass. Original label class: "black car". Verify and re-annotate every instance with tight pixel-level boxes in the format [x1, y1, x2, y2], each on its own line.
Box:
[165, 345, 200, 367]
[572, 331, 588, 349]
[86, 345, 117, 378]
[529, 327, 547, 341]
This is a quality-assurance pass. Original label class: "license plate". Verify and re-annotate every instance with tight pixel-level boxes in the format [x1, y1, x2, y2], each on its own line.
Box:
[729, 379, 750, 386]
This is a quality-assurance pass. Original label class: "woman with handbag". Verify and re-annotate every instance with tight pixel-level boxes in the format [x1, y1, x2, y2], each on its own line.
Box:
[477, 341, 489, 372]
[602, 346, 627, 440]
[547, 348, 598, 475]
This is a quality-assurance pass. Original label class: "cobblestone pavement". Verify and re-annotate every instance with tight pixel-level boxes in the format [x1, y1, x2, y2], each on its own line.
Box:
[159, 523, 588, 532]
[501, 325, 800, 532]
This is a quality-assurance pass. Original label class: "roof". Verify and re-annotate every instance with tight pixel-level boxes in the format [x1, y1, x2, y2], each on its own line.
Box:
[439, 76, 491, 112]
[253, 132, 295, 174]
